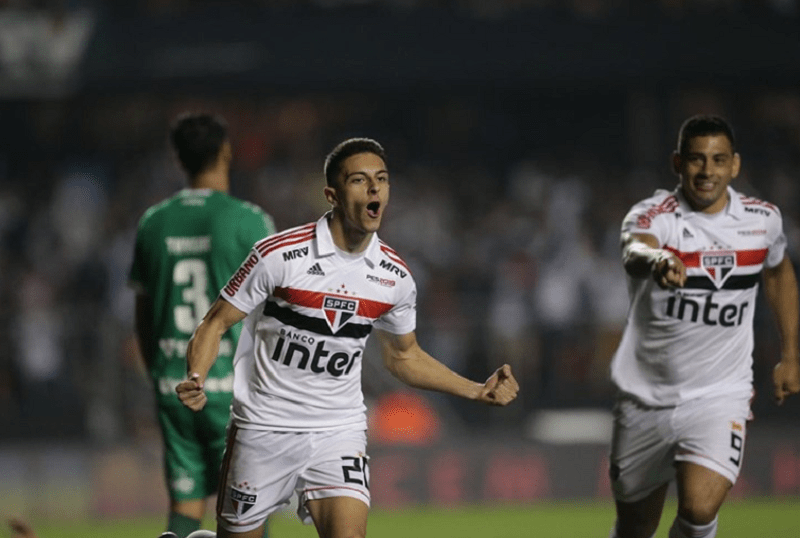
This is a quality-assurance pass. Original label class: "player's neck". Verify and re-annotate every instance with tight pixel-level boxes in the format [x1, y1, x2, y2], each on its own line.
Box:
[190, 170, 229, 193]
[328, 213, 372, 254]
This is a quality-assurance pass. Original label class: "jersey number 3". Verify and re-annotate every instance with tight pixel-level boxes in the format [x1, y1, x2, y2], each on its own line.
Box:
[173, 258, 211, 334]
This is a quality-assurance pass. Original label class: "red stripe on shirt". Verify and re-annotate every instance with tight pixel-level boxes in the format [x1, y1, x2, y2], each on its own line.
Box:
[379, 245, 411, 272]
[258, 232, 315, 258]
[255, 223, 316, 253]
[273, 286, 393, 320]
[664, 247, 768, 268]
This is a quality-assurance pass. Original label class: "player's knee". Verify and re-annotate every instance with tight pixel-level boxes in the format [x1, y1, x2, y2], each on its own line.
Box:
[677, 499, 719, 525]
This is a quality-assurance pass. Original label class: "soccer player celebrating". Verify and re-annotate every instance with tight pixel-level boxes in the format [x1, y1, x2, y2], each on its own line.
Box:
[607, 115, 800, 538]
[129, 113, 276, 538]
[176, 138, 519, 538]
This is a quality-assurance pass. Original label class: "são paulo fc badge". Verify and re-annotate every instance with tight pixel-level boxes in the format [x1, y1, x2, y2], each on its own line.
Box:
[701, 251, 736, 289]
[322, 295, 359, 333]
[230, 486, 257, 516]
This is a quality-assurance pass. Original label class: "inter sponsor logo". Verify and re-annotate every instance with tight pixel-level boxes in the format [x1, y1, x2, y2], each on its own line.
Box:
[367, 274, 396, 287]
[738, 229, 767, 236]
[271, 328, 360, 377]
[700, 251, 736, 288]
[224, 254, 259, 296]
[283, 246, 309, 261]
[379, 259, 407, 278]
[665, 293, 749, 327]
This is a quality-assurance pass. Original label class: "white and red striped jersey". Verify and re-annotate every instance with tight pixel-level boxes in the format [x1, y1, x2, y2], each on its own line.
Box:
[611, 186, 787, 406]
[220, 213, 417, 431]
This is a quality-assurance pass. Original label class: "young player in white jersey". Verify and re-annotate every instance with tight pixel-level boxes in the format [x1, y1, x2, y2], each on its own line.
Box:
[607, 115, 800, 538]
[175, 138, 519, 538]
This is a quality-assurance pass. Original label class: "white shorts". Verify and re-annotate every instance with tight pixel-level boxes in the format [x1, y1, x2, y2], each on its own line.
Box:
[216, 426, 370, 533]
[609, 394, 751, 503]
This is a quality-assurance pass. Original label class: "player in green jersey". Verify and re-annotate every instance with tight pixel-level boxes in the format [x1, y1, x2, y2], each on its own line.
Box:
[129, 113, 275, 538]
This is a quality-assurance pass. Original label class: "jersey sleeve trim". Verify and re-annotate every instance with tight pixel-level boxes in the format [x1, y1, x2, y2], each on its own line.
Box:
[379, 242, 412, 273]
[255, 223, 316, 258]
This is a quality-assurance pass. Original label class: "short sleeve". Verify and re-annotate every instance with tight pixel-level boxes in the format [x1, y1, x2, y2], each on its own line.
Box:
[620, 191, 675, 247]
[765, 208, 788, 268]
[221, 248, 275, 315]
[373, 280, 417, 335]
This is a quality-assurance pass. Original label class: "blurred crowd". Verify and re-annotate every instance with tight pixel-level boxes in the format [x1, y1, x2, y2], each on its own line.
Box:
[1, 1, 800, 445]
[0, 0, 797, 17]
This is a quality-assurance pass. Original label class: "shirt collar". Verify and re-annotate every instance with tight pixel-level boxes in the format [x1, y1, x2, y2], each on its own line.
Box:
[675, 185, 742, 220]
[315, 211, 381, 266]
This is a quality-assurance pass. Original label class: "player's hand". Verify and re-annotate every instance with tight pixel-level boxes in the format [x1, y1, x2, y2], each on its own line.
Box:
[652, 252, 686, 289]
[176, 372, 208, 411]
[478, 364, 519, 406]
[773, 357, 800, 405]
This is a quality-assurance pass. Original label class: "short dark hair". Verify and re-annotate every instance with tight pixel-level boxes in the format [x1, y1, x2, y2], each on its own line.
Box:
[677, 115, 736, 155]
[323, 138, 386, 187]
[169, 112, 228, 178]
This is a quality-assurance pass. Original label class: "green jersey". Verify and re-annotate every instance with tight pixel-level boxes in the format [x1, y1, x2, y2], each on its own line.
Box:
[129, 188, 275, 406]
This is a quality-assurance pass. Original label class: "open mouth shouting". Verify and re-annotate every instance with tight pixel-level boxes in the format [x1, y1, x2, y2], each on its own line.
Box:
[367, 201, 381, 218]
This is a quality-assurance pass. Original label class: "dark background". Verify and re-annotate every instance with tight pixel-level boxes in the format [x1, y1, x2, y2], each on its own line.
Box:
[1, 0, 800, 447]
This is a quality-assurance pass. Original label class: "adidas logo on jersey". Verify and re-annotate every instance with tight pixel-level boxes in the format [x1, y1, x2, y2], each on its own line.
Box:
[683, 228, 694, 238]
[307, 263, 325, 276]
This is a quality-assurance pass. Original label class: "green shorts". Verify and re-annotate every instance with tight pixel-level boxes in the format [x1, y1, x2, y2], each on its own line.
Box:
[157, 397, 232, 502]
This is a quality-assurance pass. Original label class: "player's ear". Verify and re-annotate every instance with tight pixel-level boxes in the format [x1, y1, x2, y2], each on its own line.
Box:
[324, 185, 338, 207]
[731, 152, 741, 178]
[671, 151, 681, 175]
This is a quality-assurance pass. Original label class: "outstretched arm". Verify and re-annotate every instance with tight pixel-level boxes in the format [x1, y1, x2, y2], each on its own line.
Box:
[763, 255, 800, 405]
[376, 329, 519, 406]
[176, 297, 247, 411]
[622, 232, 686, 288]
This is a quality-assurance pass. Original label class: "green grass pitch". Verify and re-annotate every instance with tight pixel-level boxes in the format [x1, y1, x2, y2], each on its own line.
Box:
[12, 498, 800, 538]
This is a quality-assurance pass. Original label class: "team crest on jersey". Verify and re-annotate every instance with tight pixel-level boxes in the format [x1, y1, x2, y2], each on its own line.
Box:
[322, 296, 359, 333]
[701, 251, 736, 289]
[230, 486, 257, 516]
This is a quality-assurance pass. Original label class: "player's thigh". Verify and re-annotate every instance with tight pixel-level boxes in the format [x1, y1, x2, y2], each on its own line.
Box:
[673, 395, 749, 490]
[609, 398, 675, 504]
[297, 429, 371, 526]
[614, 482, 670, 538]
[674, 462, 732, 524]
[306, 496, 369, 538]
[217, 427, 311, 534]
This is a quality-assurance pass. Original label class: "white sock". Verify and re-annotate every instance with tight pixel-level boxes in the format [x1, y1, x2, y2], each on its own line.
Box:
[668, 515, 718, 538]
[186, 531, 217, 538]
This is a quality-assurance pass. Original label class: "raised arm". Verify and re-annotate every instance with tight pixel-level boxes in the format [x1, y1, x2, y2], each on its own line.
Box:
[622, 232, 687, 288]
[176, 297, 247, 411]
[376, 329, 519, 406]
[763, 255, 800, 405]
